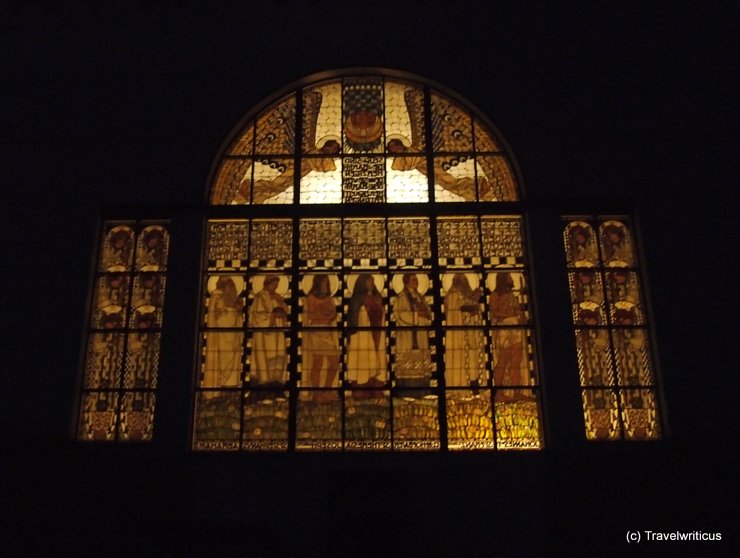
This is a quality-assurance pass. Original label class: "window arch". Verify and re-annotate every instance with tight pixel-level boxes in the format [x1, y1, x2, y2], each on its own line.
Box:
[193, 69, 542, 451]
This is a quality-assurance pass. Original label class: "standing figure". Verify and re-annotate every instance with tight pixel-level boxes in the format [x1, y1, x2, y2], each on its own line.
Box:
[393, 273, 432, 389]
[303, 274, 340, 393]
[203, 276, 244, 391]
[444, 273, 484, 386]
[489, 273, 527, 398]
[249, 276, 289, 385]
[346, 274, 386, 387]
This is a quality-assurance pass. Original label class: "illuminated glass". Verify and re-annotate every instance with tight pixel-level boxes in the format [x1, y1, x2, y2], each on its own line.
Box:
[564, 216, 661, 440]
[78, 221, 169, 442]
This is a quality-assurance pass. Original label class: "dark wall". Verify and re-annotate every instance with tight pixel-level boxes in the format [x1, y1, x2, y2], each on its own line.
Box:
[3, 2, 736, 556]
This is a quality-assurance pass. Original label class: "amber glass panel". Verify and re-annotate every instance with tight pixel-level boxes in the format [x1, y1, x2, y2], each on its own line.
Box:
[387, 219, 431, 263]
[564, 220, 599, 268]
[250, 220, 292, 264]
[575, 329, 615, 386]
[84, 333, 125, 388]
[430, 92, 473, 152]
[605, 270, 644, 325]
[481, 216, 524, 267]
[299, 157, 342, 203]
[246, 274, 291, 386]
[393, 393, 440, 450]
[254, 95, 296, 155]
[342, 156, 386, 203]
[437, 218, 481, 262]
[123, 332, 160, 388]
[473, 117, 502, 152]
[446, 390, 495, 450]
[344, 391, 391, 450]
[299, 273, 341, 388]
[303, 81, 342, 154]
[91, 275, 129, 328]
[494, 389, 541, 449]
[296, 392, 342, 450]
[434, 156, 476, 201]
[476, 155, 517, 202]
[207, 220, 249, 270]
[192, 391, 241, 450]
[299, 220, 342, 263]
[343, 218, 386, 261]
[211, 158, 252, 205]
[599, 219, 636, 267]
[242, 391, 289, 450]
[612, 329, 654, 385]
[227, 123, 254, 156]
[119, 392, 155, 441]
[252, 158, 294, 205]
[582, 389, 620, 440]
[385, 80, 425, 154]
[620, 389, 660, 440]
[99, 225, 134, 272]
[386, 157, 429, 203]
[342, 77, 385, 154]
[78, 392, 119, 441]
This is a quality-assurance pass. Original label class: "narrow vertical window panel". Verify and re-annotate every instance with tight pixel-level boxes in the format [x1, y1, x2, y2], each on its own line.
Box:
[581, 389, 620, 440]
[472, 117, 503, 153]
[251, 158, 295, 205]
[433, 156, 477, 201]
[343, 219, 386, 263]
[574, 329, 615, 386]
[84, 333, 125, 388]
[446, 391, 495, 450]
[227, 123, 255, 156]
[299, 220, 342, 263]
[599, 219, 636, 268]
[480, 216, 524, 267]
[384, 80, 426, 154]
[563, 220, 599, 268]
[620, 389, 660, 440]
[129, 274, 166, 328]
[124, 332, 161, 389]
[210, 158, 253, 205]
[303, 82, 342, 154]
[342, 77, 385, 155]
[249, 220, 293, 265]
[437, 218, 481, 262]
[99, 224, 135, 272]
[430, 93, 473, 152]
[201, 331, 244, 390]
[119, 392, 156, 442]
[491, 328, 536, 390]
[254, 95, 296, 155]
[386, 157, 428, 203]
[387, 219, 431, 264]
[569, 270, 606, 324]
[295, 392, 342, 451]
[192, 391, 241, 450]
[391, 329, 435, 390]
[344, 273, 387, 387]
[242, 391, 289, 451]
[476, 155, 518, 202]
[91, 274, 129, 328]
[78, 392, 119, 441]
[612, 329, 654, 386]
[344, 391, 391, 450]
[206, 220, 249, 270]
[443, 328, 487, 387]
[494, 389, 541, 449]
[605, 270, 644, 325]
[246, 274, 291, 386]
[299, 157, 342, 204]
[300, 273, 341, 388]
[136, 225, 169, 271]
[342, 156, 386, 203]
[392, 393, 440, 450]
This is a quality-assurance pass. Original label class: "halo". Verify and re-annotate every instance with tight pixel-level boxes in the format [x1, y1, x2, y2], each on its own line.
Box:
[207, 275, 245, 295]
[441, 272, 479, 293]
[579, 301, 600, 312]
[301, 273, 340, 297]
[251, 274, 289, 296]
[386, 133, 412, 148]
[315, 134, 341, 150]
[346, 273, 385, 294]
[391, 273, 429, 296]
[485, 271, 524, 292]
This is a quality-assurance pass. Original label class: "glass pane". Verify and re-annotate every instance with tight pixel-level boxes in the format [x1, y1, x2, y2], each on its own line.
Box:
[487, 271, 530, 324]
[296, 391, 342, 450]
[247, 274, 291, 386]
[343, 218, 386, 262]
[494, 389, 541, 449]
[100, 225, 134, 272]
[437, 218, 481, 262]
[252, 158, 294, 204]
[300, 273, 341, 388]
[192, 391, 241, 450]
[207, 220, 249, 270]
[84, 333, 124, 388]
[91, 274, 129, 328]
[136, 225, 169, 271]
[473, 117, 502, 152]
[342, 156, 386, 203]
[299, 157, 342, 203]
[393, 393, 440, 450]
[385, 80, 425, 153]
[202, 331, 244, 389]
[446, 390, 494, 450]
[130, 274, 165, 328]
[430, 92, 473, 152]
[210, 158, 252, 205]
[491, 328, 534, 388]
[387, 219, 431, 262]
[599, 219, 635, 267]
[620, 389, 660, 440]
[242, 391, 289, 450]
[344, 391, 391, 450]
[433, 156, 476, 201]
[605, 270, 644, 325]
[564, 220, 599, 268]
[250, 220, 293, 264]
[78, 392, 119, 441]
[569, 270, 605, 324]
[299, 219, 342, 263]
[575, 328, 615, 386]
[303, 81, 342, 154]
[227, 123, 254, 156]
[582, 389, 620, 440]
[480, 216, 524, 267]
[342, 77, 384, 154]
[444, 328, 486, 387]
[386, 157, 428, 203]
[476, 155, 517, 201]
[344, 273, 387, 386]
[119, 392, 155, 441]
[612, 329, 654, 385]
[123, 332, 160, 388]
[254, 94, 296, 155]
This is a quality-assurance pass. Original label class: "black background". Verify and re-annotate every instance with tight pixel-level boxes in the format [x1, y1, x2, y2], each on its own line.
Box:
[2, 1, 737, 556]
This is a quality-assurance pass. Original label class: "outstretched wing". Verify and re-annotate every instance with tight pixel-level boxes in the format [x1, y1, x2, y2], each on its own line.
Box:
[254, 95, 297, 154]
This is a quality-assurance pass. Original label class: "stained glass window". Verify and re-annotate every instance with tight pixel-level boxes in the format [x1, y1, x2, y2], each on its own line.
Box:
[78, 221, 169, 441]
[563, 216, 661, 440]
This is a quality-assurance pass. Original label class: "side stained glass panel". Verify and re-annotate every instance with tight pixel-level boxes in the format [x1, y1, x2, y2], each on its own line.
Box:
[563, 216, 661, 440]
[79, 221, 169, 442]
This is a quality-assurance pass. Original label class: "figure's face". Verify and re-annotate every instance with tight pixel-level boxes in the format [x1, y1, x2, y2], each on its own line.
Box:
[147, 237, 159, 249]
[365, 276, 375, 291]
[574, 232, 586, 245]
[265, 280, 278, 293]
[608, 232, 621, 244]
[317, 276, 329, 294]
[406, 275, 419, 290]
[578, 273, 592, 285]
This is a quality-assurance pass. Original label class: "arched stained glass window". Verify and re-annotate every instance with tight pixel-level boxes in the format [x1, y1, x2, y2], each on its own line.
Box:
[194, 70, 541, 451]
